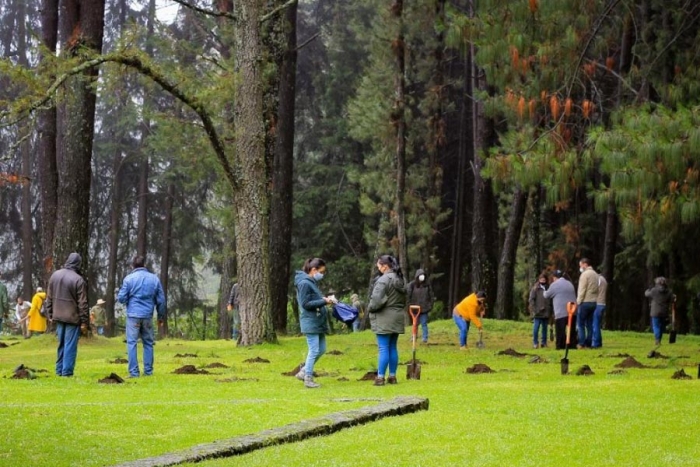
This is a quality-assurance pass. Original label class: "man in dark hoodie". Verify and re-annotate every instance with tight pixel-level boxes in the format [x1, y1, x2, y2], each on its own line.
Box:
[45, 252, 89, 377]
[407, 269, 434, 343]
[645, 277, 675, 346]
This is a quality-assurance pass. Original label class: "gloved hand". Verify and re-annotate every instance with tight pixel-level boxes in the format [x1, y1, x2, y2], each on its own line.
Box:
[80, 323, 89, 336]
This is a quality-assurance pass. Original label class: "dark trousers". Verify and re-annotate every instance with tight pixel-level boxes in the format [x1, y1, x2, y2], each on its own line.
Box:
[555, 314, 578, 350]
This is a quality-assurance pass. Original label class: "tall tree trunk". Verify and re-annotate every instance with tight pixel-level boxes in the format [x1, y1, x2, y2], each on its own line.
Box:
[159, 183, 174, 338]
[494, 187, 528, 320]
[53, 0, 105, 264]
[38, 0, 59, 282]
[234, 0, 275, 345]
[391, 0, 408, 276]
[269, 1, 297, 334]
[601, 194, 617, 329]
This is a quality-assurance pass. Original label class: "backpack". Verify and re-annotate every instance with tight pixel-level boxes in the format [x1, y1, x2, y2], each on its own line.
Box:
[332, 303, 359, 325]
[39, 301, 47, 318]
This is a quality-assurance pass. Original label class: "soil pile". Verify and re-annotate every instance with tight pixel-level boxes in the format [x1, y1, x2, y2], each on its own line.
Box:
[0, 342, 8, 348]
[600, 353, 630, 358]
[243, 357, 270, 363]
[608, 369, 627, 375]
[174, 353, 198, 358]
[359, 371, 378, 381]
[203, 362, 229, 369]
[498, 348, 527, 357]
[110, 358, 128, 364]
[281, 363, 304, 376]
[576, 365, 594, 376]
[647, 350, 668, 359]
[528, 356, 547, 364]
[671, 369, 692, 380]
[173, 365, 210, 375]
[466, 364, 495, 374]
[327, 350, 344, 355]
[615, 357, 647, 368]
[98, 373, 125, 384]
[11, 364, 38, 379]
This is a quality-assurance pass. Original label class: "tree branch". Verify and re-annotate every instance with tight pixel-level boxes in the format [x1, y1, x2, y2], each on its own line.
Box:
[260, 0, 298, 23]
[169, 0, 236, 20]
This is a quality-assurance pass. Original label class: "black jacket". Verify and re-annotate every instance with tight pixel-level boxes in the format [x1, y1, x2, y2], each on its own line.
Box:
[407, 269, 434, 315]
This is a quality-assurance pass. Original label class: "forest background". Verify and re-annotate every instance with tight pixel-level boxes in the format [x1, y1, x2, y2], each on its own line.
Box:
[2, 0, 700, 344]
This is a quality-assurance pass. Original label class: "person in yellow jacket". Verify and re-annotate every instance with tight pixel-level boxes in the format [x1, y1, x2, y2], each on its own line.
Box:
[453, 291, 486, 349]
[26, 287, 47, 335]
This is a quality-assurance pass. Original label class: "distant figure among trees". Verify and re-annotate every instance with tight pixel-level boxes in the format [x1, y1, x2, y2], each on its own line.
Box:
[645, 277, 675, 346]
[407, 269, 434, 344]
[529, 274, 552, 349]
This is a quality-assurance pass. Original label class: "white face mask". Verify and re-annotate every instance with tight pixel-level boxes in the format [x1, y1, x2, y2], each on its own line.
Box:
[418, 275, 425, 282]
[579, 267, 584, 273]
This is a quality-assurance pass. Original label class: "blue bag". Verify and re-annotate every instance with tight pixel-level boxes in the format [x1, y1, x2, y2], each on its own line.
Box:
[332, 302, 359, 325]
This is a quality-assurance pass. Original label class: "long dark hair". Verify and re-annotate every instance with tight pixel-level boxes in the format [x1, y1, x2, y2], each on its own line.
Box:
[303, 258, 326, 273]
[377, 254, 403, 279]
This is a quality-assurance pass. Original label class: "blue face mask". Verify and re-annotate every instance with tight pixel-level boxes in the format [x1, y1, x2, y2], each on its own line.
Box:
[313, 272, 324, 281]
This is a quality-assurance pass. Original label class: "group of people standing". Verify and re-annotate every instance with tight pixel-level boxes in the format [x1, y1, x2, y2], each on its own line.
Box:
[0, 284, 48, 338]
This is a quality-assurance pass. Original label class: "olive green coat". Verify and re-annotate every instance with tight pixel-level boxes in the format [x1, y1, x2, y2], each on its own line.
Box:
[368, 271, 406, 335]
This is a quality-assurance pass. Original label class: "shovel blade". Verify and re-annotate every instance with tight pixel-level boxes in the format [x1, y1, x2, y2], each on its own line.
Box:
[476, 340, 485, 349]
[406, 363, 421, 380]
[560, 358, 569, 375]
[669, 331, 677, 344]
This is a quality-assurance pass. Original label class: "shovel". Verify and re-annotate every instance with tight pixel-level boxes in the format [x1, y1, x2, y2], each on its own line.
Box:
[406, 306, 422, 380]
[476, 328, 485, 349]
[668, 302, 677, 344]
[561, 302, 577, 375]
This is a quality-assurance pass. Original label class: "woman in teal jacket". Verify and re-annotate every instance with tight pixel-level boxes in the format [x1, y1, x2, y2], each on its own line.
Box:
[294, 258, 334, 388]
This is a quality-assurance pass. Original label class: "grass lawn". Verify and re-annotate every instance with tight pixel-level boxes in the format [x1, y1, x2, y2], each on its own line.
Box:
[1, 319, 698, 466]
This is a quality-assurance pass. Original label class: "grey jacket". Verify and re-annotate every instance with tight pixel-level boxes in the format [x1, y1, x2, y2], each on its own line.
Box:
[645, 285, 674, 318]
[368, 271, 406, 335]
[45, 253, 89, 326]
[529, 283, 552, 319]
[543, 277, 577, 320]
[596, 275, 608, 305]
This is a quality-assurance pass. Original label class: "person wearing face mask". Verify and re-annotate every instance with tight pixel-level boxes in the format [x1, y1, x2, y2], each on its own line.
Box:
[576, 258, 599, 349]
[368, 255, 407, 386]
[294, 258, 335, 388]
[529, 274, 552, 349]
[407, 269, 434, 343]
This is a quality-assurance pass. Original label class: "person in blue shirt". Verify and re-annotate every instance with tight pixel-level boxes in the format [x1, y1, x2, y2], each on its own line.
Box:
[118, 255, 166, 378]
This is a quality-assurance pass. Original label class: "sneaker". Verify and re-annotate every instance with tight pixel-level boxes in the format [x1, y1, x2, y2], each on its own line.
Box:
[304, 375, 320, 388]
[374, 377, 385, 386]
[295, 368, 306, 381]
[533, 344, 539, 349]
[387, 376, 397, 385]
[460, 346, 468, 350]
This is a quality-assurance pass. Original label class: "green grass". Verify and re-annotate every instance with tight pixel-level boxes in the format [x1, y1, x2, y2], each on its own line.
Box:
[1, 319, 699, 466]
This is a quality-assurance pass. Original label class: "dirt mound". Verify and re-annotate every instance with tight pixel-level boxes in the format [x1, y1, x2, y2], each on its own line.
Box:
[359, 371, 378, 381]
[0, 342, 8, 348]
[203, 362, 229, 369]
[173, 365, 210, 375]
[400, 359, 427, 365]
[98, 373, 125, 384]
[466, 364, 495, 374]
[600, 353, 630, 358]
[672, 369, 692, 380]
[243, 357, 270, 363]
[528, 356, 547, 364]
[337, 377, 350, 382]
[327, 350, 344, 355]
[647, 350, 668, 359]
[576, 365, 594, 376]
[608, 369, 627, 375]
[615, 357, 647, 369]
[498, 348, 527, 357]
[11, 364, 41, 379]
[174, 353, 198, 358]
[215, 377, 258, 382]
[281, 363, 304, 376]
[110, 358, 128, 364]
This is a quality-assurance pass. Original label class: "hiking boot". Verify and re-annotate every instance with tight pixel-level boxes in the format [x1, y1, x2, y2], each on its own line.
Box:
[304, 375, 320, 388]
[374, 377, 385, 386]
[387, 376, 397, 385]
[295, 368, 306, 381]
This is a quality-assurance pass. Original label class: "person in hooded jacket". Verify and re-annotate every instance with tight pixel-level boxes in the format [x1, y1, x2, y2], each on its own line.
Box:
[645, 277, 675, 346]
[407, 269, 434, 343]
[45, 252, 89, 377]
[294, 258, 335, 388]
[528, 274, 552, 348]
[368, 255, 407, 386]
[26, 287, 47, 335]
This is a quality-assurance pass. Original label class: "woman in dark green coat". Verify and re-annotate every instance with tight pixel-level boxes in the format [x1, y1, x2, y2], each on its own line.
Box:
[368, 255, 406, 386]
[294, 258, 334, 388]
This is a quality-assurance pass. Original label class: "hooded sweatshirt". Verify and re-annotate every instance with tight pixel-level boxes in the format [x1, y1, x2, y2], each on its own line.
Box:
[294, 270, 329, 334]
[645, 284, 674, 317]
[45, 253, 89, 326]
[27, 291, 47, 332]
[407, 269, 434, 315]
[368, 271, 406, 334]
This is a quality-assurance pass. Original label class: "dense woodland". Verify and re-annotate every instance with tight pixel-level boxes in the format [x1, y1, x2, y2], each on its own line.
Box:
[2, 0, 700, 343]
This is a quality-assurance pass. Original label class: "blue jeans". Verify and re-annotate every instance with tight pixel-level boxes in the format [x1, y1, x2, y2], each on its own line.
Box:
[577, 302, 596, 347]
[453, 313, 471, 347]
[352, 319, 361, 332]
[651, 316, 665, 343]
[96, 326, 104, 336]
[0, 317, 3, 333]
[127, 317, 155, 377]
[376, 333, 399, 378]
[533, 318, 548, 346]
[55, 322, 81, 376]
[231, 309, 240, 340]
[592, 305, 606, 348]
[304, 333, 326, 376]
[419, 313, 429, 342]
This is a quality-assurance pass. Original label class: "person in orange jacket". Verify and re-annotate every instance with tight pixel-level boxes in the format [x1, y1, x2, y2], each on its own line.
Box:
[453, 291, 486, 349]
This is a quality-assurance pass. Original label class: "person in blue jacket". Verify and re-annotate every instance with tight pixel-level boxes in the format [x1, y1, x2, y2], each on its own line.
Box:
[294, 258, 335, 388]
[118, 255, 166, 378]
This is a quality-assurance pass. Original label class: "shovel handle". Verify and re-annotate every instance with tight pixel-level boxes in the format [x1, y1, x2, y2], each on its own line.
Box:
[565, 302, 576, 345]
